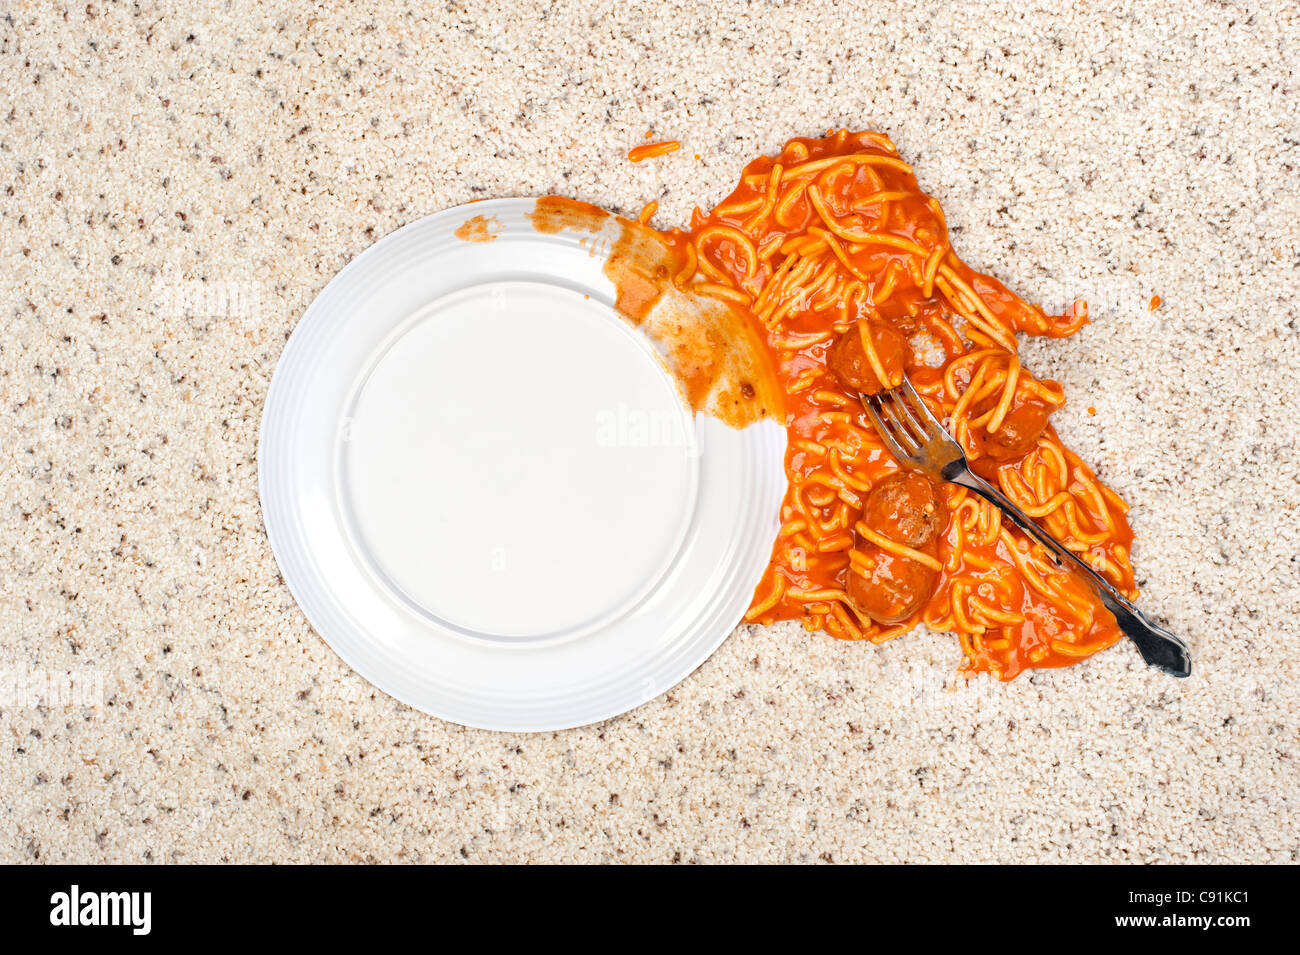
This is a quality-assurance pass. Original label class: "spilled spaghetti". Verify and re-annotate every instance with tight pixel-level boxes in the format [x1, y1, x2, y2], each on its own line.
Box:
[535, 130, 1138, 680]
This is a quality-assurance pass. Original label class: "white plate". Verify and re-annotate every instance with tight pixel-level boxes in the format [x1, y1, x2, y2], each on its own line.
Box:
[259, 198, 787, 731]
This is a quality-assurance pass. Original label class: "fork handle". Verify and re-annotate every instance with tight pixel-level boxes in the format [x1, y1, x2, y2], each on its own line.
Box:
[951, 469, 1191, 677]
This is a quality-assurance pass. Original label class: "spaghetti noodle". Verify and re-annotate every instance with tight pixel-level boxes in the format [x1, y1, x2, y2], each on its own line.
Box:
[656, 130, 1135, 679]
[628, 140, 681, 162]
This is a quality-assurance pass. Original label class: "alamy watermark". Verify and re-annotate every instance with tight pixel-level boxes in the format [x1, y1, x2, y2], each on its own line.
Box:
[595, 402, 697, 453]
[0, 668, 104, 709]
[151, 277, 262, 321]
[49, 885, 151, 935]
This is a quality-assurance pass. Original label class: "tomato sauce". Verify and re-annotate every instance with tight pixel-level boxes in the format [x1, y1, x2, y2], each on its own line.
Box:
[527, 130, 1138, 679]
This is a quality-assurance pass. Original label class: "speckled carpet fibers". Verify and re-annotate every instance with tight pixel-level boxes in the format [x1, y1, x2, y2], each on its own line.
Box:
[1, 0, 1297, 864]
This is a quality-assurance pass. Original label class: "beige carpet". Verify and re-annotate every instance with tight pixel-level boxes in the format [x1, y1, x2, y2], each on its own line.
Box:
[2, 0, 1297, 863]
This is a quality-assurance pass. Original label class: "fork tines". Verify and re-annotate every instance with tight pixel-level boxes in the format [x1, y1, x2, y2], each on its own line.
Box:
[861, 377, 961, 476]
[865, 380, 928, 452]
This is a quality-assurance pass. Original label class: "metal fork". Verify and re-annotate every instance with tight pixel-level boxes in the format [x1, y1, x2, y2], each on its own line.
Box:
[861, 376, 1191, 677]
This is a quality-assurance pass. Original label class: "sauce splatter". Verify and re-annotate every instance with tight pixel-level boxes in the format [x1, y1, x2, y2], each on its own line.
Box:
[454, 214, 503, 243]
[1148, 295, 1162, 311]
[526, 196, 781, 429]
[526, 196, 610, 234]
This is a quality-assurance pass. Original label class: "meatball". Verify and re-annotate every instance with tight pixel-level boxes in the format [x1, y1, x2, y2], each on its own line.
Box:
[863, 472, 948, 548]
[847, 474, 946, 626]
[976, 398, 1053, 461]
[846, 545, 937, 625]
[827, 322, 909, 395]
